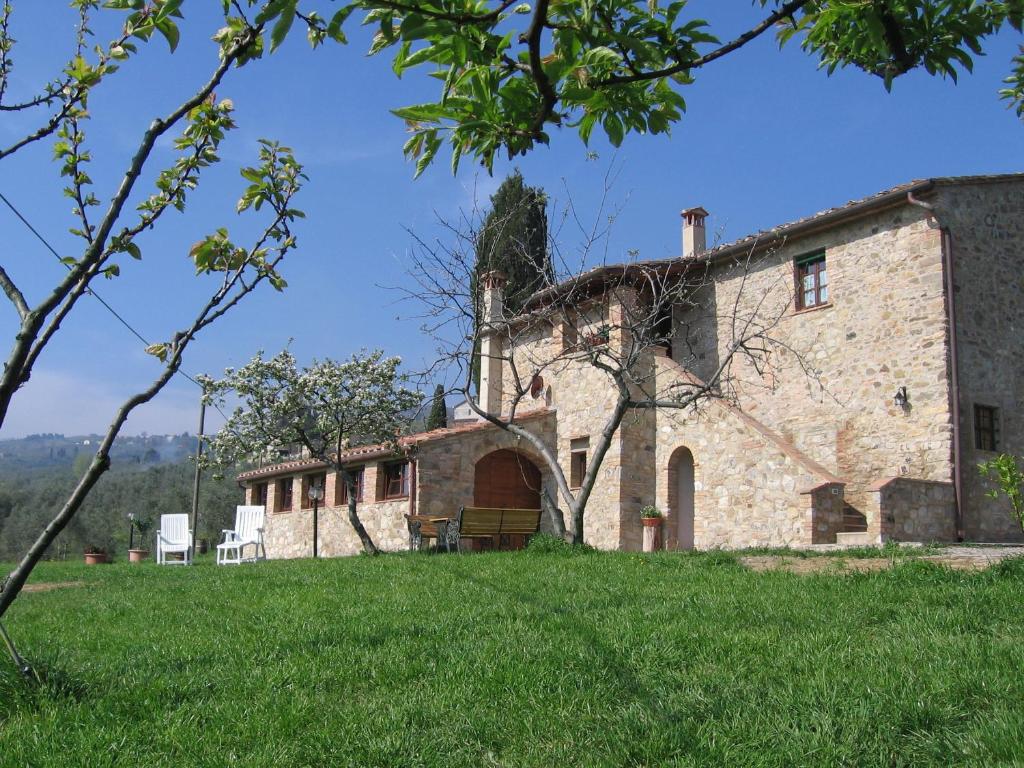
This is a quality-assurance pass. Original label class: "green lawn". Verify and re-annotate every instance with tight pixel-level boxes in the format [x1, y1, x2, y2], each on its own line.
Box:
[1, 550, 1022, 767]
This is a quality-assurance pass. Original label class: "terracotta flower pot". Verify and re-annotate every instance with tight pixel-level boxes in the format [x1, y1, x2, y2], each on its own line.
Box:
[84, 552, 109, 565]
[128, 548, 149, 563]
[640, 517, 663, 553]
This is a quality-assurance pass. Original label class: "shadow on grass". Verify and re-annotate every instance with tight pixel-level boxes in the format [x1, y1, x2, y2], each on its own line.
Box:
[0, 653, 90, 722]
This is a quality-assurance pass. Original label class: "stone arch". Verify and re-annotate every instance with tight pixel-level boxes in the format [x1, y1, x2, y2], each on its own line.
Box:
[667, 446, 696, 550]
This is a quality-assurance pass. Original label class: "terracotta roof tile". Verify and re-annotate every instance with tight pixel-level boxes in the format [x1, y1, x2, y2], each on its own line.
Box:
[236, 408, 553, 482]
[525, 173, 1024, 310]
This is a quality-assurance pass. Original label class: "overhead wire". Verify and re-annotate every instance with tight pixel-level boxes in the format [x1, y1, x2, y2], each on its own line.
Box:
[0, 189, 232, 424]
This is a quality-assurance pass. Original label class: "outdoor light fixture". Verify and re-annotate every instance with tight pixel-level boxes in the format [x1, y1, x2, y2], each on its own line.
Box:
[893, 386, 909, 411]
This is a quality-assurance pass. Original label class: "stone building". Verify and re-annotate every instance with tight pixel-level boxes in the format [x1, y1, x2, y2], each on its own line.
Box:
[239, 173, 1023, 557]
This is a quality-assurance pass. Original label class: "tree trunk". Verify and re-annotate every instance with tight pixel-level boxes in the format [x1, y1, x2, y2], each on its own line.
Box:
[570, 501, 586, 547]
[541, 485, 567, 540]
[344, 472, 378, 555]
[0, 447, 112, 671]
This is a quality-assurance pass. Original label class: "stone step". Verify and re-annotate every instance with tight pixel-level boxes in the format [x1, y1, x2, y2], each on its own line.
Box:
[835, 531, 876, 546]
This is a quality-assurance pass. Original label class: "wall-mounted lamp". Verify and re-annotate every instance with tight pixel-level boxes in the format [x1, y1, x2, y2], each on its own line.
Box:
[893, 386, 909, 411]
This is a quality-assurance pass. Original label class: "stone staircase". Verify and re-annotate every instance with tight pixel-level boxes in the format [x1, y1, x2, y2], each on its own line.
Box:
[653, 354, 850, 546]
[835, 531, 875, 546]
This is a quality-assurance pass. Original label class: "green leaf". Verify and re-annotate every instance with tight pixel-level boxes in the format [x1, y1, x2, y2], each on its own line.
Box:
[391, 103, 446, 123]
[270, 0, 299, 52]
[327, 5, 355, 43]
[145, 343, 169, 362]
[155, 18, 180, 52]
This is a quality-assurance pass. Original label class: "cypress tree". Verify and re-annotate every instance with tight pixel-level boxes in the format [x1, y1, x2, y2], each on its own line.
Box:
[426, 384, 448, 431]
[472, 171, 552, 392]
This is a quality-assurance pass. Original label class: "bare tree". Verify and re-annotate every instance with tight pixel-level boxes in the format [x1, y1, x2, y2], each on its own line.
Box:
[401, 177, 815, 545]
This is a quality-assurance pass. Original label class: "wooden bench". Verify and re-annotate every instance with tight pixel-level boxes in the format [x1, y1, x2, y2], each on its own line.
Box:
[453, 506, 542, 552]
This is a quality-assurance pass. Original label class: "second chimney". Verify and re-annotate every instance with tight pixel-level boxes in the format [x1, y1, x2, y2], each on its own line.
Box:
[681, 206, 709, 258]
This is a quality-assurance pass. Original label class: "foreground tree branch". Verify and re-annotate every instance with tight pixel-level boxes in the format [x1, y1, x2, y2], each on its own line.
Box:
[368, 0, 1023, 172]
[0, 137, 306, 674]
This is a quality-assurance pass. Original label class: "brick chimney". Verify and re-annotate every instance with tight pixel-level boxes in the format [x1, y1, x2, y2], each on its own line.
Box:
[681, 206, 708, 258]
[477, 270, 507, 415]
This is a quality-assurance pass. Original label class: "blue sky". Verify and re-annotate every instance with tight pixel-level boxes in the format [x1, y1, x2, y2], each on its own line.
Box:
[0, 2, 1021, 438]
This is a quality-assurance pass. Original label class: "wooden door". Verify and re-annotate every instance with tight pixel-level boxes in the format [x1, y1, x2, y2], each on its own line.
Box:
[474, 449, 542, 508]
[473, 450, 541, 550]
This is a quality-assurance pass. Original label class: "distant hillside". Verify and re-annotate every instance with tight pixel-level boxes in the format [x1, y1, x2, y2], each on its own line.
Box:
[0, 459, 243, 560]
[0, 433, 198, 474]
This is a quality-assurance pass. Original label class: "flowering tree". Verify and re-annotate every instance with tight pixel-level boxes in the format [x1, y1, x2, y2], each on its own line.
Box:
[199, 349, 423, 555]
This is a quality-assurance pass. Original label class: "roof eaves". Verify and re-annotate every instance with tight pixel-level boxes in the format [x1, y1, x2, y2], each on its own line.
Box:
[236, 409, 554, 482]
[522, 177, 944, 312]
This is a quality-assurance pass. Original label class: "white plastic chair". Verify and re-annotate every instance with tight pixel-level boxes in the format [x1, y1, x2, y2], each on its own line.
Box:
[156, 514, 193, 565]
[216, 505, 266, 565]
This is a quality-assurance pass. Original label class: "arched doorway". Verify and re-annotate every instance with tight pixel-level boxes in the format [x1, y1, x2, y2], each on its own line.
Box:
[474, 449, 542, 509]
[668, 447, 695, 550]
[473, 449, 542, 551]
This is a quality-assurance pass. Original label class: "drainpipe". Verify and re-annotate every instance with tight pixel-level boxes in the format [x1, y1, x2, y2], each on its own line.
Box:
[408, 458, 418, 516]
[907, 192, 964, 541]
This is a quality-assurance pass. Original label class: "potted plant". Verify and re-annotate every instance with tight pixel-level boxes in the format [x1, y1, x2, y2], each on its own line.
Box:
[127, 513, 152, 563]
[639, 506, 664, 552]
[84, 546, 109, 565]
[640, 505, 664, 526]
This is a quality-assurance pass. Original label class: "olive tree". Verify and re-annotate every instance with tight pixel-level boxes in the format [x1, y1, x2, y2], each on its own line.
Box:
[199, 349, 423, 555]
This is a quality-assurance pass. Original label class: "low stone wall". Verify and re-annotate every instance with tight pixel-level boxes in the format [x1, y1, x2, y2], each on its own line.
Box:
[262, 499, 411, 559]
[809, 483, 846, 544]
[867, 477, 957, 543]
[654, 356, 846, 549]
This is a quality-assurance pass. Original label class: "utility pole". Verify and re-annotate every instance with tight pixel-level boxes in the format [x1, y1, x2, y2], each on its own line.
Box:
[190, 398, 206, 557]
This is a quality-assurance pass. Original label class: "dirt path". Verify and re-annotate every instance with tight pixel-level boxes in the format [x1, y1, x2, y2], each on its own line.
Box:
[21, 580, 85, 594]
[741, 546, 1023, 575]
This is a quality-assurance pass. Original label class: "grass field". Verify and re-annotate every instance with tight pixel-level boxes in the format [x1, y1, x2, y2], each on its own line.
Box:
[1, 549, 1023, 767]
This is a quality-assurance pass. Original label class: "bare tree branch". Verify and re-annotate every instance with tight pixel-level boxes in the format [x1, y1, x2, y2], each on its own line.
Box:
[400, 175, 826, 545]
[0, 265, 28, 320]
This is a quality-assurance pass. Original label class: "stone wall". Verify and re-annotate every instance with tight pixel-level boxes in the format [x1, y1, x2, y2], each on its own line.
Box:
[675, 203, 955, 518]
[866, 477, 957, 542]
[937, 180, 1024, 541]
[247, 415, 565, 560]
[259, 464, 413, 559]
[653, 356, 845, 548]
[241, 177, 1022, 557]
[414, 414, 560, 536]
[501, 294, 632, 550]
